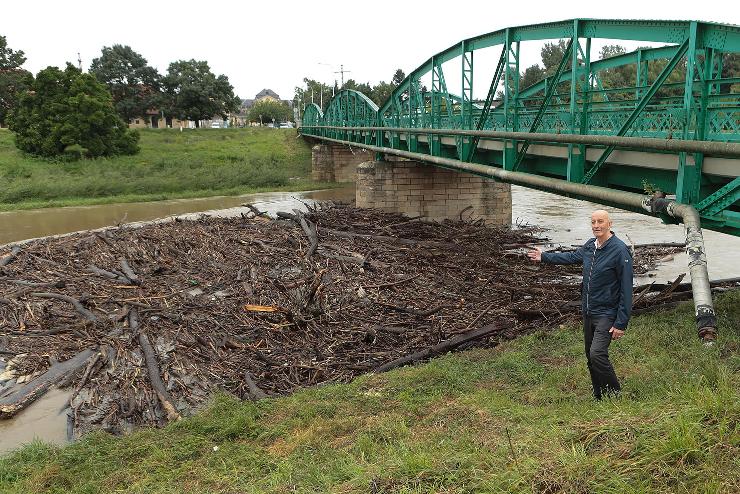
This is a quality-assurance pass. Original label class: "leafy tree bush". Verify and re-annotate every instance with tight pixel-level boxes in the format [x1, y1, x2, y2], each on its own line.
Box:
[8, 64, 139, 158]
[161, 60, 241, 127]
[248, 99, 292, 125]
[89, 44, 161, 123]
[0, 35, 32, 127]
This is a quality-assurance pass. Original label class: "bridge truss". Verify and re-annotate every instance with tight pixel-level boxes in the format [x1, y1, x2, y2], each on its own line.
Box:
[300, 19, 740, 237]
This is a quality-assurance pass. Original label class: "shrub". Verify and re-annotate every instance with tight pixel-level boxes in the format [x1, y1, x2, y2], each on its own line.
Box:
[8, 64, 139, 158]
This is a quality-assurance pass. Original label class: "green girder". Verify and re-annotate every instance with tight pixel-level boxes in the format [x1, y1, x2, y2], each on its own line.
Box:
[300, 18, 740, 237]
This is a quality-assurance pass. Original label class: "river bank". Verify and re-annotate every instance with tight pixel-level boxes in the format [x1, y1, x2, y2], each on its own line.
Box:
[0, 128, 325, 211]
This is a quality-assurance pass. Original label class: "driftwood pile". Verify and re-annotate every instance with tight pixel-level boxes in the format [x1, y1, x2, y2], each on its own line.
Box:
[0, 203, 732, 437]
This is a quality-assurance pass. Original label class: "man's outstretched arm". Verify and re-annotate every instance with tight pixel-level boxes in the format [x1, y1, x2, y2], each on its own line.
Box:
[529, 245, 585, 265]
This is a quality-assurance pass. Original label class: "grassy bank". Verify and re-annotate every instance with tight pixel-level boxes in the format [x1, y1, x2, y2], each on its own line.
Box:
[0, 128, 326, 211]
[1, 292, 737, 493]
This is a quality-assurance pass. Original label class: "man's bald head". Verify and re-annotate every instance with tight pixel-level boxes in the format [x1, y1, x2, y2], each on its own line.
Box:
[591, 209, 613, 242]
[592, 209, 611, 223]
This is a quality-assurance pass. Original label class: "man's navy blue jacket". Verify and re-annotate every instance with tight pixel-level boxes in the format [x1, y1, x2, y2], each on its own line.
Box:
[542, 234, 633, 330]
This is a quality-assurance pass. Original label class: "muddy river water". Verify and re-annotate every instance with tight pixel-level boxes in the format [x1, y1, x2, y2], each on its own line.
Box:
[1, 184, 738, 453]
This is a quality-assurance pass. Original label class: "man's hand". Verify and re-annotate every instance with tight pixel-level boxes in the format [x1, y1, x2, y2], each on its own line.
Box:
[527, 247, 542, 262]
[609, 327, 625, 340]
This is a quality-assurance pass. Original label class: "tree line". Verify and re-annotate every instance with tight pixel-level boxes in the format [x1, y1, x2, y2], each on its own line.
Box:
[293, 69, 406, 113]
[0, 36, 242, 158]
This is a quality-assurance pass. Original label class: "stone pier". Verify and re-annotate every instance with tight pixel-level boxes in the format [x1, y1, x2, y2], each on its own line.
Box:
[312, 143, 372, 183]
[356, 159, 512, 225]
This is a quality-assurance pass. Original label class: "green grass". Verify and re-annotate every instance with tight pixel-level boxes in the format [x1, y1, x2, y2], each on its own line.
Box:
[0, 128, 327, 211]
[1, 292, 738, 493]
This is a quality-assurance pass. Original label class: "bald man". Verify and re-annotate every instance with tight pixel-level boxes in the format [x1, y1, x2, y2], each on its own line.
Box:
[528, 210, 633, 399]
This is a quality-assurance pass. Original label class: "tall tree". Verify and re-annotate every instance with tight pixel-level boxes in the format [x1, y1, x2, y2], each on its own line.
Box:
[9, 64, 139, 158]
[541, 40, 570, 75]
[294, 78, 334, 112]
[89, 45, 161, 123]
[0, 35, 31, 127]
[341, 79, 372, 96]
[162, 60, 241, 127]
[391, 69, 406, 85]
[370, 81, 395, 106]
[520, 64, 546, 90]
[248, 99, 292, 125]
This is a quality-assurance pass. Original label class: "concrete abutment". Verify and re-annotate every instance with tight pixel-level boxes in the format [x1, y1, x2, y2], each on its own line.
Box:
[311, 143, 371, 183]
[356, 159, 512, 226]
[311, 143, 512, 225]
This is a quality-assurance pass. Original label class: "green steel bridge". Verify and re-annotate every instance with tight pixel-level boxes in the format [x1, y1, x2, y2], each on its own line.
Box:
[299, 19, 740, 237]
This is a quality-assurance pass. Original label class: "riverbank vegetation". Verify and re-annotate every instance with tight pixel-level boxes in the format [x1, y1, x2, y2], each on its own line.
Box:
[0, 128, 322, 211]
[0, 277, 736, 491]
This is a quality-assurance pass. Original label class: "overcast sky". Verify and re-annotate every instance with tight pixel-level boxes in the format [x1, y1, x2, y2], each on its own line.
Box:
[3, 1, 738, 102]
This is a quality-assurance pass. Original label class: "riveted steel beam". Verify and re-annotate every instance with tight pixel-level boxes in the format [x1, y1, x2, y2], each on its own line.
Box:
[581, 38, 691, 184]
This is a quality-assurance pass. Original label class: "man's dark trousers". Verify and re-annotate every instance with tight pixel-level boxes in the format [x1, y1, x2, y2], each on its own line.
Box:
[583, 315, 621, 399]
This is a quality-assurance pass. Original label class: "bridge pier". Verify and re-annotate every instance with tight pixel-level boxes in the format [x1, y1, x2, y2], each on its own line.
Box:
[356, 159, 512, 225]
[312, 143, 372, 183]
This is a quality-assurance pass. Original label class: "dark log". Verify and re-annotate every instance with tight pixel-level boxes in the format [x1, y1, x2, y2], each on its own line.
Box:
[242, 203, 268, 217]
[244, 371, 268, 400]
[138, 331, 181, 422]
[654, 274, 686, 301]
[119, 259, 141, 285]
[296, 210, 319, 258]
[0, 349, 95, 419]
[0, 246, 21, 267]
[373, 320, 513, 373]
[31, 292, 98, 322]
[87, 264, 133, 285]
[276, 211, 299, 222]
[129, 308, 181, 421]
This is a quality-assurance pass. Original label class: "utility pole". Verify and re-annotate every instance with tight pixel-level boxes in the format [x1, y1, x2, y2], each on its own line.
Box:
[77, 52, 82, 71]
[334, 64, 351, 87]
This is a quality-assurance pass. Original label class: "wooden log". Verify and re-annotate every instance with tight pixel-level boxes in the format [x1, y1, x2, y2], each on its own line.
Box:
[295, 210, 319, 258]
[119, 259, 141, 285]
[373, 320, 513, 373]
[0, 349, 95, 419]
[87, 264, 133, 285]
[244, 371, 268, 400]
[242, 203, 268, 217]
[276, 211, 299, 222]
[0, 246, 21, 267]
[31, 292, 98, 322]
[129, 309, 181, 422]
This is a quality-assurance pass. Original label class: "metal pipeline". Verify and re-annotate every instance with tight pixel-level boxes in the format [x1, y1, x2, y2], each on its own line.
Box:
[303, 125, 740, 158]
[306, 134, 718, 341]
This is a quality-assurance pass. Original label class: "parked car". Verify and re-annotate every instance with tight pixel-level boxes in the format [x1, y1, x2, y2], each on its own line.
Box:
[278, 122, 294, 129]
[210, 121, 221, 129]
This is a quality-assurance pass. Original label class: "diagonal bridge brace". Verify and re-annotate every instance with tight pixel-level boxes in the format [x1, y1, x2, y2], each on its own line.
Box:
[465, 48, 507, 162]
[695, 177, 740, 219]
[513, 39, 573, 171]
[581, 39, 689, 184]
